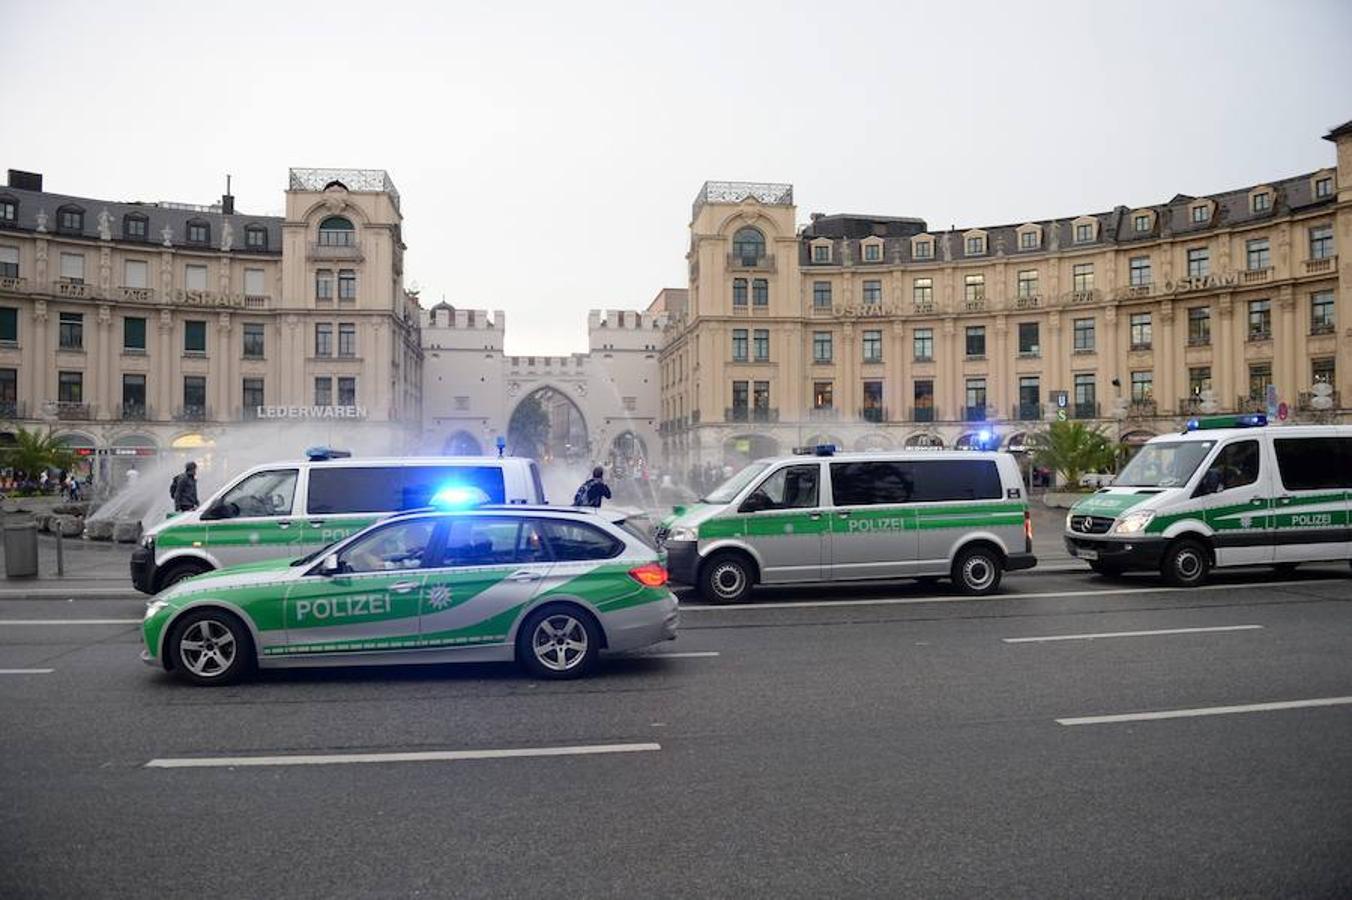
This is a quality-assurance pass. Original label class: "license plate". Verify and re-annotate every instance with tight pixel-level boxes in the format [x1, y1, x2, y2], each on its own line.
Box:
[1076, 549, 1098, 561]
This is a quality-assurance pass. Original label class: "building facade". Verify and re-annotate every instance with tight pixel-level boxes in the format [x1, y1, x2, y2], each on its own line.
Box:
[660, 123, 1351, 469]
[0, 168, 423, 478]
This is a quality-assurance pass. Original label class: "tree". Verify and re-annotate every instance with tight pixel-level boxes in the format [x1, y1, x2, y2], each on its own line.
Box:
[1030, 420, 1114, 488]
[507, 396, 550, 461]
[1, 426, 77, 482]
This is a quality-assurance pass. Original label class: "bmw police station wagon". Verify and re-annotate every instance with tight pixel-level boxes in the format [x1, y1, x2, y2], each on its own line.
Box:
[1065, 416, 1352, 586]
[660, 446, 1036, 602]
[141, 505, 678, 684]
[131, 451, 547, 594]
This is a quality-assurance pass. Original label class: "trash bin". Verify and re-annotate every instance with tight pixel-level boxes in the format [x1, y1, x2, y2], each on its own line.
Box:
[4, 520, 39, 578]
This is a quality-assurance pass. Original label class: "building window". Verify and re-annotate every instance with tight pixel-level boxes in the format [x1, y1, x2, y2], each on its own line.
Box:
[1018, 376, 1040, 417]
[183, 376, 206, 415]
[913, 240, 933, 260]
[1017, 322, 1039, 355]
[1247, 299, 1271, 339]
[1130, 371, 1153, 402]
[1315, 177, 1333, 199]
[59, 252, 85, 283]
[185, 264, 208, 291]
[813, 281, 832, 308]
[1191, 204, 1210, 223]
[1073, 374, 1096, 415]
[123, 316, 146, 352]
[965, 325, 986, 358]
[753, 381, 769, 414]
[245, 226, 267, 249]
[337, 377, 356, 406]
[1188, 367, 1212, 396]
[1188, 306, 1211, 345]
[732, 278, 747, 306]
[57, 206, 84, 234]
[337, 323, 356, 358]
[1251, 192, 1271, 213]
[242, 323, 265, 359]
[862, 329, 882, 362]
[315, 269, 334, 300]
[731, 328, 748, 362]
[965, 378, 987, 419]
[862, 381, 883, 420]
[1129, 312, 1152, 350]
[121, 374, 146, 415]
[752, 278, 768, 306]
[1074, 223, 1093, 243]
[242, 378, 264, 415]
[812, 245, 830, 263]
[964, 274, 984, 302]
[0, 246, 16, 279]
[0, 307, 16, 344]
[1187, 247, 1210, 278]
[186, 220, 210, 244]
[1016, 269, 1038, 298]
[913, 328, 933, 361]
[1019, 231, 1038, 250]
[0, 198, 16, 225]
[315, 323, 333, 357]
[1311, 291, 1335, 334]
[1072, 263, 1094, 293]
[1309, 225, 1333, 260]
[184, 320, 206, 354]
[123, 215, 148, 240]
[1133, 214, 1150, 232]
[1312, 358, 1335, 386]
[863, 243, 881, 262]
[123, 259, 148, 289]
[813, 381, 833, 410]
[314, 376, 333, 407]
[732, 227, 765, 265]
[913, 380, 934, 419]
[317, 216, 354, 246]
[862, 280, 881, 305]
[1129, 256, 1151, 287]
[753, 329, 769, 361]
[58, 371, 83, 403]
[730, 380, 748, 414]
[812, 331, 833, 363]
[965, 235, 985, 256]
[243, 268, 265, 298]
[337, 269, 356, 300]
[58, 311, 83, 349]
[0, 368, 18, 414]
[913, 278, 933, 305]
[1246, 238, 1270, 271]
[1073, 317, 1095, 352]
[1248, 363, 1271, 400]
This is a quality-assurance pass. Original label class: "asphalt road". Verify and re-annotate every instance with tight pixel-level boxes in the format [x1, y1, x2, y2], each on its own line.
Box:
[2, 566, 1351, 898]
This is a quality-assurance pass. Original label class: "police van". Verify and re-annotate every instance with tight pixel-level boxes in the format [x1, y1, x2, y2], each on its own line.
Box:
[132, 452, 547, 594]
[660, 446, 1036, 601]
[1064, 415, 1352, 586]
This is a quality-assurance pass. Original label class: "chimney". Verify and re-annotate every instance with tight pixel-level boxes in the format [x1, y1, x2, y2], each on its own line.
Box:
[8, 170, 42, 192]
[221, 173, 235, 215]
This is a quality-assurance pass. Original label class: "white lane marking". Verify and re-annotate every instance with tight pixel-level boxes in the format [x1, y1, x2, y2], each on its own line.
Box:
[0, 668, 55, 674]
[1004, 625, 1264, 644]
[680, 578, 1345, 612]
[145, 742, 662, 769]
[1057, 696, 1352, 726]
[0, 619, 140, 625]
[634, 651, 720, 658]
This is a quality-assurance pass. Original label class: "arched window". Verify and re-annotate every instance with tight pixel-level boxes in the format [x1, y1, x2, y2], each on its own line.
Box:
[732, 227, 765, 265]
[318, 216, 355, 247]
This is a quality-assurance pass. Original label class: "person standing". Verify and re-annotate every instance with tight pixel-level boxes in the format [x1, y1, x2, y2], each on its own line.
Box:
[172, 461, 199, 512]
[572, 466, 612, 508]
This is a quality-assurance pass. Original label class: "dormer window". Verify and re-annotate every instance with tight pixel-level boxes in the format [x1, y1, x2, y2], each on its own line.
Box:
[1250, 191, 1272, 213]
[913, 239, 933, 260]
[863, 242, 881, 262]
[964, 234, 986, 256]
[1191, 204, 1210, 224]
[318, 216, 355, 247]
[1133, 214, 1150, 232]
[123, 214, 148, 241]
[186, 220, 210, 244]
[57, 205, 84, 235]
[245, 225, 267, 250]
[1315, 176, 1333, 199]
[1074, 223, 1093, 243]
[1019, 231, 1038, 250]
[812, 244, 830, 263]
[0, 197, 16, 226]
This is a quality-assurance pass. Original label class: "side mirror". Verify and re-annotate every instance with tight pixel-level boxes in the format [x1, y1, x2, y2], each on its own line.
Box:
[320, 554, 341, 576]
[739, 492, 770, 513]
[1195, 470, 1223, 497]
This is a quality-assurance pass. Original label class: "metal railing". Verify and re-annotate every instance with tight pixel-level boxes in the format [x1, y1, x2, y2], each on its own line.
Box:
[174, 405, 209, 422]
[0, 400, 26, 419]
[307, 240, 364, 261]
[910, 406, 936, 423]
[1235, 396, 1267, 413]
[964, 404, 988, 422]
[1013, 403, 1043, 421]
[1072, 402, 1099, 419]
[860, 407, 887, 423]
[1178, 397, 1205, 416]
[808, 407, 840, 421]
[726, 253, 776, 272]
[1127, 399, 1157, 417]
[118, 403, 151, 421]
[54, 401, 91, 420]
[1310, 322, 1335, 336]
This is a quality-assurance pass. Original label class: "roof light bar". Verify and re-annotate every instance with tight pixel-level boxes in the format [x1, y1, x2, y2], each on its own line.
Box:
[1185, 414, 1267, 431]
[305, 446, 353, 461]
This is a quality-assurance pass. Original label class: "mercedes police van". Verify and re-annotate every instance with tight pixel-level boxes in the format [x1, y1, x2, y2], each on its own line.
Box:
[1064, 415, 1352, 586]
[660, 446, 1036, 602]
[131, 451, 547, 594]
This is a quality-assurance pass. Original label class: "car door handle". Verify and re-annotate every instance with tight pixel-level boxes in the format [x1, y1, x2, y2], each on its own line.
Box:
[1250, 499, 1265, 506]
[1277, 496, 1293, 505]
[808, 513, 822, 520]
[277, 520, 291, 530]
[837, 511, 851, 518]
[308, 519, 326, 527]
[508, 570, 539, 583]
[390, 581, 419, 594]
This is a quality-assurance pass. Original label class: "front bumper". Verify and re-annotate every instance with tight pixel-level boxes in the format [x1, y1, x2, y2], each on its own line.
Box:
[665, 540, 700, 585]
[1006, 552, 1038, 572]
[1064, 534, 1168, 570]
[130, 546, 156, 595]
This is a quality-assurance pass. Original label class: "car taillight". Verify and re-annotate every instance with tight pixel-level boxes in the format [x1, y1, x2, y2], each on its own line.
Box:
[1024, 510, 1033, 552]
[629, 563, 669, 588]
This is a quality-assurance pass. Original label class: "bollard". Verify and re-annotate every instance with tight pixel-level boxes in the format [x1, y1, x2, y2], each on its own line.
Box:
[55, 527, 64, 578]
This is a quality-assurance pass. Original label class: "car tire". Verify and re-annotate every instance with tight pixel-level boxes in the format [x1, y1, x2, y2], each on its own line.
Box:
[1161, 539, 1210, 588]
[699, 552, 755, 604]
[167, 609, 254, 686]
[517, 605, 600, 680]
[951, 545, 1003, 596]
[1089, 560, 1125, 578]
[158, 560, 212, 591]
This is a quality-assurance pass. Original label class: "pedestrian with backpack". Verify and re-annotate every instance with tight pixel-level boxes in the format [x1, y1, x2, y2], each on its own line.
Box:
[171, 461, 199, 512]
[572, 466, 612, 508]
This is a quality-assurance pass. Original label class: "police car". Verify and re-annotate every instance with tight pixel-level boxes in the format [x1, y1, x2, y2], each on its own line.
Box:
[1064, 415, 1352, 586]
[141, 504, 678, 684]
[660, 445, 1035, 601]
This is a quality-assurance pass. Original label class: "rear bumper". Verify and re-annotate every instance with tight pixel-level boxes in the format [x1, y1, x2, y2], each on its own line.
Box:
[130, 547, 156, 595]
[1006, 552, 1038, 572]
[603, 594, 679, 653]
[1064, 534, 1168, 569]
[665, 541, 700, 585]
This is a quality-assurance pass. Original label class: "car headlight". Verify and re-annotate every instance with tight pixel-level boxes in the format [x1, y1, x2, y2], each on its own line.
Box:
[1113, 510, 1155, 535]
[144, 599, 170, 620]
[1065, 511, 1077, 531]
[668, 525, 699, 542]
[140, 533, 155, 549]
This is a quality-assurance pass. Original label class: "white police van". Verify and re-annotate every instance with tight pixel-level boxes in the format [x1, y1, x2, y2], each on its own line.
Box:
[1065, 415, 1352, 586]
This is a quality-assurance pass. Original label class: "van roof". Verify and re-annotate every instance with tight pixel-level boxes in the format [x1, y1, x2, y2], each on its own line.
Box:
[385, 505, 631, 523]
[755, 450, 1010, 464]
[1148, 424, 1352, 443]
[294, 456, 534, 466]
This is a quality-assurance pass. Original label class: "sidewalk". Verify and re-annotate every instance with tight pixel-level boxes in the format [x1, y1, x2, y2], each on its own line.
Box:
[0, 532, 138, 597]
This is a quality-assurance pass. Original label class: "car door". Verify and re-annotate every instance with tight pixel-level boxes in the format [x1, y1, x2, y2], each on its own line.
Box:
[1194, 437, 1272, 567]
[297, 466, 397, 555]
[282, 518, 436, 654]
[200, 468, 303, 566]
[736, 463, 827, 583]
[827, 460, 918, 581]
[1270, 435, 1352, 563]
[416, 516, 551, 651]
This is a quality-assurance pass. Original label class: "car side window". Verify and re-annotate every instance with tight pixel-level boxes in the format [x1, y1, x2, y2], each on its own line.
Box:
[741, 465, 819, 512]
[1199, 440, 1260, 494]
[206, 469, 298, 520]
[436, 518, 548, 567]
[829, 461, 915, 506]
[338, 520, 436, 574]
[541, 520, 622, 560]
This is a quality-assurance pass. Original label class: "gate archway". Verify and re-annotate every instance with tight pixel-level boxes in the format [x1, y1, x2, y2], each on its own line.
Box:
[507, 386, 589, 464]
[442, 430, 483, 456]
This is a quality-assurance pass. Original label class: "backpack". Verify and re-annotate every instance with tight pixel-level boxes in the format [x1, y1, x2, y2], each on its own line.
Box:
[169, 474, 181, 500]
[572, 480, 592, 507]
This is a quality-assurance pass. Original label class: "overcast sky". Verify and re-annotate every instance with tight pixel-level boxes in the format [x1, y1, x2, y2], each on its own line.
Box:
[4, 0, 1350, 354]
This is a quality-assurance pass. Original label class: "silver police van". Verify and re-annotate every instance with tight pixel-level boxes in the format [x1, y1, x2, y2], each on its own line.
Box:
[660, 446, 1035, 601]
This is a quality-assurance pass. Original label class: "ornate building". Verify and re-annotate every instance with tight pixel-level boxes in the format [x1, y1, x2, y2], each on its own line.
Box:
[660, 121, 1351, 469]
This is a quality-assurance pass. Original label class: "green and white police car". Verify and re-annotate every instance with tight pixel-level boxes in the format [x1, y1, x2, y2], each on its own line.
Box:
[141, 505, 678, 684]
[660, 446, 1036, 601]
[1065, 415, 1352, 586]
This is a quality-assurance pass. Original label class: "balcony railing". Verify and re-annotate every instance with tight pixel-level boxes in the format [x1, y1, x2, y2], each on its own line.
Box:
[1186, 335, 1211, 347]
[1178, 397, 1205, 416]
[1127, 399, 1157, 417]
[910, 406, 936, 423]
[1310, 322, 1335, 336]
[808, 407, 840, 421]
[727, 253, 776, 272]
[860, 406, 887, 423]
[913, 300, 936, 315]
[1297, 390, 1341, 411]
[118, 287, 155, 302]
[1014, 294, 1040, 309]
[118, 403, 151, 421]
[1235, 396, 1267, 413]
[54, 281, 91, 299]
[54, 401, 91, 420]
[1013, 403, 1043, 421]
[964, 404, 988, 422]
[1242, 267, 1272, 285]
[1072, 402, 1099, 419]
[0, 276, 27, 292]
[725, 407, 778, 423]
[1122, 284, 1152, 298]
[307, 240, 364, 261]
[0, 400, 26, 419]
[1304, 256, 1336, 275]
[1247, 329, 1272, 342]
[174, 405, 209, 422]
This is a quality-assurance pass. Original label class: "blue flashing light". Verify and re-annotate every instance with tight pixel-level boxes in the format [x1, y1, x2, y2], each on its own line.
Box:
[306, 446, 352, 462]
[429, 484, 491, 509]
[815, 444, 837, 457]
[495, 435, 507, 458]
[1186, 414, 1267, 432]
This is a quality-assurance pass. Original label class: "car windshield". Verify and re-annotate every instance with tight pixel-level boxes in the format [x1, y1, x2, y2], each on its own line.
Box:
[701, 463, 770, 504]
[1115, 440, 1215, 487]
